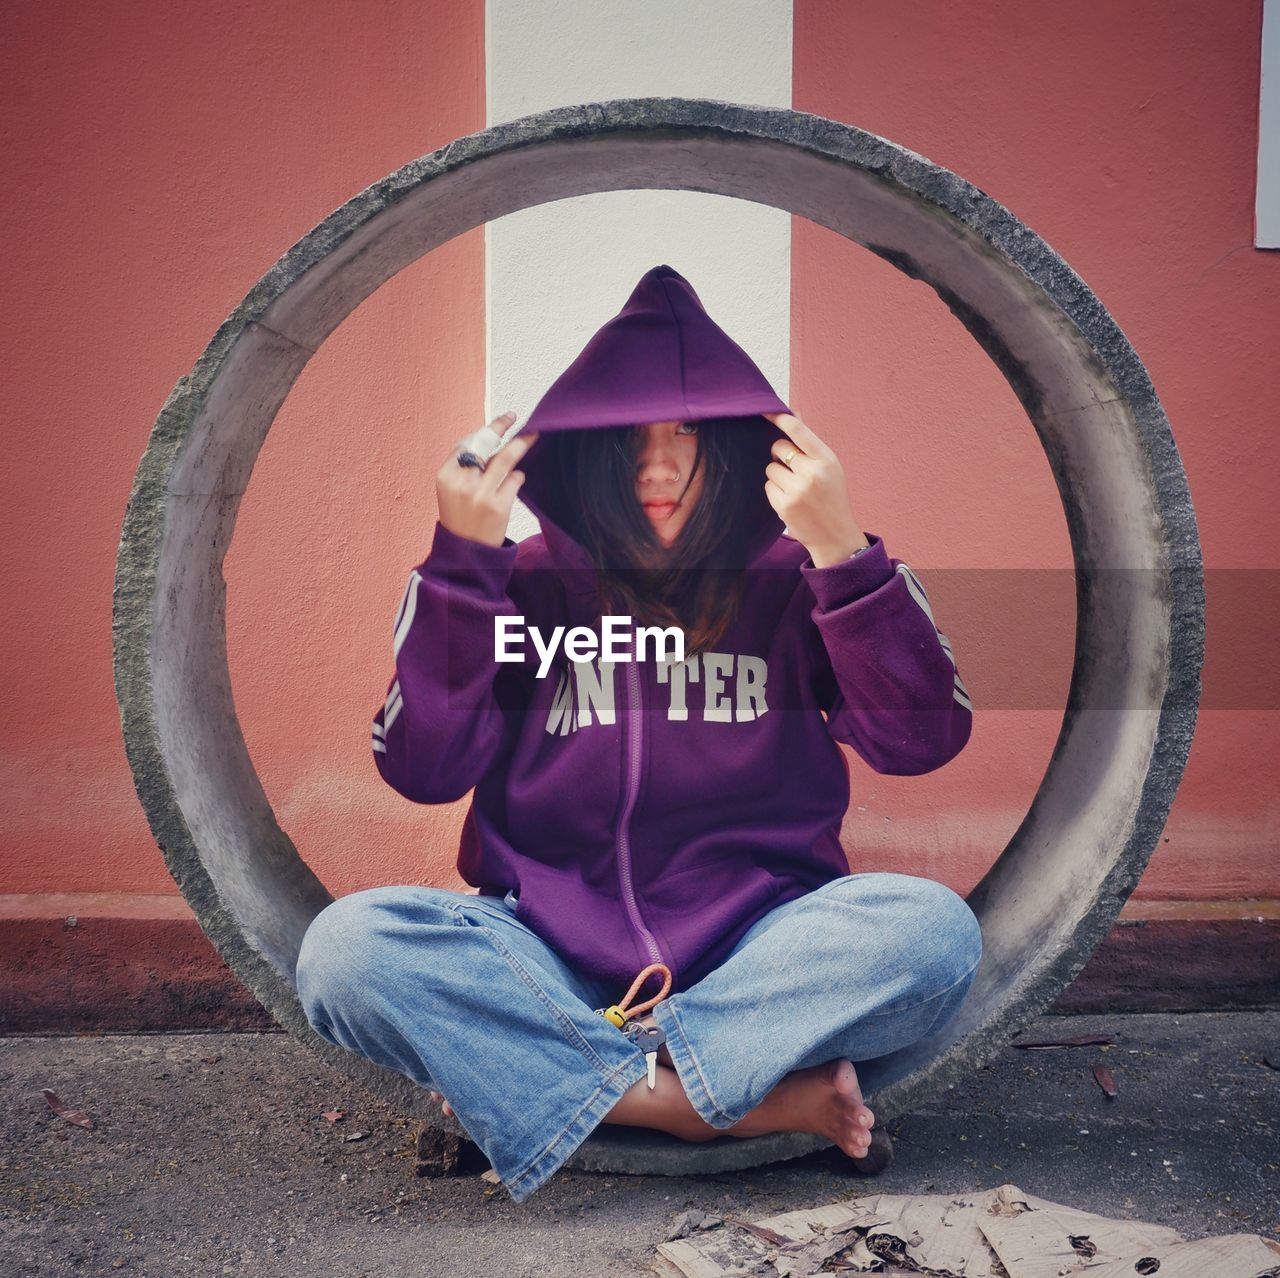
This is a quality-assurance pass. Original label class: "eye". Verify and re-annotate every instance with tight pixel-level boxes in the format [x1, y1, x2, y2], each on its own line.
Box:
[676, 421, 699, 435]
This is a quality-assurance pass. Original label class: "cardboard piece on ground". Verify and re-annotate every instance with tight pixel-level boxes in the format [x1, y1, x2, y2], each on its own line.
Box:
[1074, 1233, 1280, 1278]
[978, 1182, 1185, 1277]
[653, 1182, 1280, 1278]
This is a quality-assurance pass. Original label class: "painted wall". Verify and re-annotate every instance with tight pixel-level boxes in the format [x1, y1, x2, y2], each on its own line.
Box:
[0, 0, 486, 902]
[792, 0, 1278, 900]
[0, 0, 1274, 944]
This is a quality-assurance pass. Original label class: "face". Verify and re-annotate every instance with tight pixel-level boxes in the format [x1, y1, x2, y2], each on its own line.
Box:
[633, 420, 704, 547]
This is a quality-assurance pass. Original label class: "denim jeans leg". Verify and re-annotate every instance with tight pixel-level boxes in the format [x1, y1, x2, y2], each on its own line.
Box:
[649, 871, 983, 1129]
[294, 885, 649, 1203]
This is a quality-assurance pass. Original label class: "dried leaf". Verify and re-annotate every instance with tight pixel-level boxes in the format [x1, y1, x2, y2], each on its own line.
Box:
[321, 1109, 346, 1122]
[480, 1168, 501, 1184]
[664, 1210, 724, 1241]
[1093, 1065, 1118, 1097]
[1012, 1034, 1114, 1050]
[722, 1215, 795, 1247]
[40, 1088, 94, 1129]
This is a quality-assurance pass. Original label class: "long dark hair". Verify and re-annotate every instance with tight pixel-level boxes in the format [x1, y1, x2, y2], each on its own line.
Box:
[543, 415, 778, 659]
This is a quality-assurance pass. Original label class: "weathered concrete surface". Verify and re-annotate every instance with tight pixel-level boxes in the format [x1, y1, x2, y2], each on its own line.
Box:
[112, 97, 1206, 1174]
[2, 1011, 1275, 1277]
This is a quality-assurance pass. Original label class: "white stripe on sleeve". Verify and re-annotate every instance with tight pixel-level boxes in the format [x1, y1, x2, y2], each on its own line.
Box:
[895, 563, 972, 711]
[383, 679, 404, 732]
[393, 570, 423, 659]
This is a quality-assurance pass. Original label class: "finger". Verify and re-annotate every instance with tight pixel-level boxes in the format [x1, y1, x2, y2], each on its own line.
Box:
[478, 430, 541, 493]
[482, 409, 518, 440]
[769, 438, 808, 467]
[451, 410, 521, 461]
[762, 410, 834, 460]
[493, 465, 527, 502]
[452, 425, 503, 462]
[764, 459, 798, 490]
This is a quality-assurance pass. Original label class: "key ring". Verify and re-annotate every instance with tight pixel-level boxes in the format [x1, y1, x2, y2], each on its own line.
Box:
[594, 963, 672, 1091]
[594, 962, 671, 1028]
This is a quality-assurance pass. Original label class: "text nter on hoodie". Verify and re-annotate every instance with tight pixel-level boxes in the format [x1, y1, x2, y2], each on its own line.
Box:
[371, 265, 973, 996]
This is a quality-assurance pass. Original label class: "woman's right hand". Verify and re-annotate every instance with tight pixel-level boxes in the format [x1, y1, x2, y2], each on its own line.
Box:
[436, 411, 540, 549]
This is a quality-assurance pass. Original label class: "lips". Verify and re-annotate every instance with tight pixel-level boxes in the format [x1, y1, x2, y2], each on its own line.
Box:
[643, 501, 677, 517]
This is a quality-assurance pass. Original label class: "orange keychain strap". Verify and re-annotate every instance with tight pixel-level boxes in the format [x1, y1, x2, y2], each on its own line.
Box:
[596, 962, 671, 1028]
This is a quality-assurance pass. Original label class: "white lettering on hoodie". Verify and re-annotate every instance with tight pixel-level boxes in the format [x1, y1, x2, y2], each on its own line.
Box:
[543, 652, 769, 735]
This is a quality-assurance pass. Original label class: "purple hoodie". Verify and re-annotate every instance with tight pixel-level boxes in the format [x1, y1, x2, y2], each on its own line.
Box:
[372, 265, 972, 996]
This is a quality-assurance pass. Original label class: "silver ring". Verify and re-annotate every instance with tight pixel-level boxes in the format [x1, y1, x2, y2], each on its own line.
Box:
[456, 450, 487, 471]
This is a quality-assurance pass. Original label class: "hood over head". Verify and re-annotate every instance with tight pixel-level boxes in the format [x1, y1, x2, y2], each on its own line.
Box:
[513, 264, 794, 590]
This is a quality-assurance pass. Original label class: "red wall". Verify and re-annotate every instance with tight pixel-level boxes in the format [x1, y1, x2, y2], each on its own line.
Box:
[1, 0, 1274, 927]
[793, 0, 1278, 899]
[0, 0, 486, 899]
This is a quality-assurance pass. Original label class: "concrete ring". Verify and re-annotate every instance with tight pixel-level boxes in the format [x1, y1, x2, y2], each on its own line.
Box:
[112, 98, 1204, 1180]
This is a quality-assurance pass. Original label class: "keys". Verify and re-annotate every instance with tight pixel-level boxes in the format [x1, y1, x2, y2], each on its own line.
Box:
[624, 1018, 667, 1089]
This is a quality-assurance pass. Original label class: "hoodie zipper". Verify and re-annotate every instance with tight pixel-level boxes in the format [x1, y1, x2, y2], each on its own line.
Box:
[616, 660, 671, 976]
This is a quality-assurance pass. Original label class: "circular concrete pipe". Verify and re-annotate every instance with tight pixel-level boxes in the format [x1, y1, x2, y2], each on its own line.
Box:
[113, 98, 1204, 1179]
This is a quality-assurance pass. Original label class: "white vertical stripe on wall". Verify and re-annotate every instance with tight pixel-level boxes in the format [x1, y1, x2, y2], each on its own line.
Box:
[485, 0, 794, 543]
[1258, 0, 1280, 248]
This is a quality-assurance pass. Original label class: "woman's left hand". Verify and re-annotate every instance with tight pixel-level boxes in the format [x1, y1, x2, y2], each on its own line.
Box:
[762, 412, 870, 568]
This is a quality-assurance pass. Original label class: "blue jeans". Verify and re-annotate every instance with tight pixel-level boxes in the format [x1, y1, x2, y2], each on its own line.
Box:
[294, 871, 982, 1205]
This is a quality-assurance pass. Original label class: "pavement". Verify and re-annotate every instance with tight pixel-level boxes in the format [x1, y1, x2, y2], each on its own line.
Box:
[2, 1009, 1277, 1277]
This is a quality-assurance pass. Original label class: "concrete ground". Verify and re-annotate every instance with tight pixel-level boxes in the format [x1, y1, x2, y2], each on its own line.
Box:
[1, 1009, 1276, 1277]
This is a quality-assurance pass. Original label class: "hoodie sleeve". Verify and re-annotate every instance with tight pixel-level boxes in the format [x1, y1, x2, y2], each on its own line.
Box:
[799, 532, 973, 775]
[371, 519, 522, 804]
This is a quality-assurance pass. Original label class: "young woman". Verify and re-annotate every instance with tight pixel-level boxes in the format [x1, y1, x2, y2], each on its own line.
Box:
[295, 265, 981, 1205]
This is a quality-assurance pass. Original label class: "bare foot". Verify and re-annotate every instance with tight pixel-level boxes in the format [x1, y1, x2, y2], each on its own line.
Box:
[428, 1089, 453, 1117]
[724, 1058, 875, 1158]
